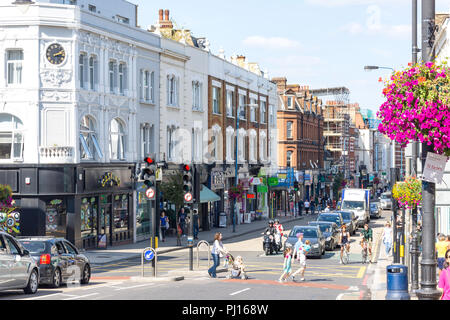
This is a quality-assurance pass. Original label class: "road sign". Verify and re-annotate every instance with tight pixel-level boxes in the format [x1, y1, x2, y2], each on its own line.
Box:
[184, 192, 193, 202]
[155, 168, 162, 181]
[145, 188, 155, 199]
[144, 249, 154, 261]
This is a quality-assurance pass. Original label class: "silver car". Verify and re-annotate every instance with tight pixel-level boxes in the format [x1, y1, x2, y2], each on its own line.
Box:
[0, 231, 39, 294]
[379, 192, 392, 210]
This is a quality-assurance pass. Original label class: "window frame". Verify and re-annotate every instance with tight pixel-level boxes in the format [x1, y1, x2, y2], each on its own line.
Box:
[212, 86, 221, 115]
[0, 114, 24, 161]
[110, 118, 125, 161]
[6, 49, 23, 86]
[287, 121, 293, 139]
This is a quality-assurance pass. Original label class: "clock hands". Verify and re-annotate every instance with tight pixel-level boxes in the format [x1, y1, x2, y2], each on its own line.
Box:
[54, 51, 64, 57]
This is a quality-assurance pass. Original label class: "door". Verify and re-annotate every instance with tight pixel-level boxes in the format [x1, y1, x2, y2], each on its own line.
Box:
[4, 235, 28, 287]
[62, 241, 80, 282]
[0, 235, 13, 290]
[99, 205, 112, 247]
[54, 241, 70, 281]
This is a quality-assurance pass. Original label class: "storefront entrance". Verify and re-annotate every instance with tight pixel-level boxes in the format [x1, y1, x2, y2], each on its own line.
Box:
[99, 203, 112, 247]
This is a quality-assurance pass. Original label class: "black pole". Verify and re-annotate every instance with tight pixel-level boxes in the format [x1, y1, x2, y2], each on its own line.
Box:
[391, 167, 400, 263]
[409, 0, 421, 292]
[416, 0, 441, 300]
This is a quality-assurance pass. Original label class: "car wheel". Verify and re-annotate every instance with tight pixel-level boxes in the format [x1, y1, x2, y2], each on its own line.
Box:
[51, 268, 62, 288]
[24, 269, 39, 294]
[80, 264, 91, 285]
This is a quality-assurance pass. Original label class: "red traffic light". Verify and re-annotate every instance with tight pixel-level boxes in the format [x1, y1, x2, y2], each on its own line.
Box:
[144, 157, 154, 164]
[183, 164, 190, 171]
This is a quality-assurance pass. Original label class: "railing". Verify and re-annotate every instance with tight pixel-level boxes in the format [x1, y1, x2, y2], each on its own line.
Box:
[39, 146, 74, 163]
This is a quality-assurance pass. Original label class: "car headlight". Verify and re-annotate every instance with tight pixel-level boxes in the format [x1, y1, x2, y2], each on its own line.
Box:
[312, 244, 319, 248]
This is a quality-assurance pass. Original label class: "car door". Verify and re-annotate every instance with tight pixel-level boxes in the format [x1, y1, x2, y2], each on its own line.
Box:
[62, 241, 80, 282]
[4, 235, 28, 288]
[0, 235, 13, 290]
[53, 241, 69, 280]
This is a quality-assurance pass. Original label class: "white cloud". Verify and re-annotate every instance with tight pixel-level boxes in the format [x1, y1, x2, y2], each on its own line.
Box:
[242, 36, 301, 49]
[340, 22, 364, 34]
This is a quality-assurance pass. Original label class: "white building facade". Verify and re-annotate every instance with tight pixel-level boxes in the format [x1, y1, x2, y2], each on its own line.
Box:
[0, 0, 161, 248]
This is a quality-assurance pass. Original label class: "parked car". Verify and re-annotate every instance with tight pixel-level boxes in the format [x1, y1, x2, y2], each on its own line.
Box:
[0, 231, 39, 294]
[284, 225, 326, 258]
[316, 212, 344, 229]
[370, 202, 381, 219]
[18, 237, 91, 288]
[308, 221, 339, 250]
[379, 192, 392, 210]
[335, 210, 357, 235]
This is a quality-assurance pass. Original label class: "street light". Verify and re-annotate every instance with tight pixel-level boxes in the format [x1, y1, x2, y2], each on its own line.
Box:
[364, 65, 395, 72]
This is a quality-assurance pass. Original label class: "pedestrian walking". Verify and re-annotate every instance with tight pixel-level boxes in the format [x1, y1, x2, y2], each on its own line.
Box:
[278, 247, 293, 282]
[290, 233, 304, 281]
[193, 209, 199, 240]
[438, 249, 450, 300]
[304, 199, 310, 215]
[436, 234, 449, 275]
[208, 232, 227, 278]
[159, 210, 169, 242]
[291, 240, 311, 281]
[298, 199, 304, 216]
[381, 221, 393, 256]
[178, 207, 187, 236]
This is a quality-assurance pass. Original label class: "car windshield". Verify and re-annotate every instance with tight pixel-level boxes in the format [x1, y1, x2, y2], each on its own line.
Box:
[342, 201, 364, 210]
[311, 224, 332, 233]
[318, 215, 341, 226]
[381, 194, 390, 199]
[339, 212, 352, 220]
[291, 228, 318, 238]
[19, 240, 48, 254]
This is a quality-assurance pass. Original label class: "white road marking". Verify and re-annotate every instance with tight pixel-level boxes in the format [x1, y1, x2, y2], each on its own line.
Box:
[81, 282, 124, 290]
[229, 288, 251, 296]
[113, 283, 161, 291]
[63, 293, 99, 300]
[24, 293, 76, 300]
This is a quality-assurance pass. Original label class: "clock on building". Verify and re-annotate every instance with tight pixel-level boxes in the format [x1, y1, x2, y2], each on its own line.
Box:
[46, 43, 66, 65]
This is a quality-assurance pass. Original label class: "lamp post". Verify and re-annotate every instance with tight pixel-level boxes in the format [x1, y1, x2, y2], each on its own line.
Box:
[363, 65, 395, 72]
[416, 0, 441, 301]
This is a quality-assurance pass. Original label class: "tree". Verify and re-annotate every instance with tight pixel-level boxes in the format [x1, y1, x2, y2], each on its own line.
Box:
[332, 172, 344, 201]
[159, 173, 184, 246]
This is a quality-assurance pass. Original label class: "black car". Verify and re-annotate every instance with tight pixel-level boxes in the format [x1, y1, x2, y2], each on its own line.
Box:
[316, 212, 344, 229]
[335, 210, 357, 235]
[308, 221, 339, 250]
[18, 237, 91, 288]
[370, 202, 381, 219]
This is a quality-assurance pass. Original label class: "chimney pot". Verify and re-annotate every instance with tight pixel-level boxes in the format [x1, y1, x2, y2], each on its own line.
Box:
[165, 9, 170, 21]
[159, 9, 164, 21]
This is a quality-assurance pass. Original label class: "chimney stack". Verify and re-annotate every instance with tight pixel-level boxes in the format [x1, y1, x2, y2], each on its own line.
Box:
[165, 9, 170, 21]
[159, 9, 164, 21]
[158, 9, 173, 30]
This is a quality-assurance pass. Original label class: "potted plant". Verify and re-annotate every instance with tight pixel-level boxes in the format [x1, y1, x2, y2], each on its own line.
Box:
[0, 184, 19, 235]
[392, 177, 422, 210]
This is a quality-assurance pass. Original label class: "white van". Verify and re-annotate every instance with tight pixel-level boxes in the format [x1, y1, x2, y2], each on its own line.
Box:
[340, 188, 370, 228]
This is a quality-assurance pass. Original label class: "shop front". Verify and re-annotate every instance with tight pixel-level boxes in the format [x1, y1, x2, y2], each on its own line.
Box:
[0, 164, 134, 249]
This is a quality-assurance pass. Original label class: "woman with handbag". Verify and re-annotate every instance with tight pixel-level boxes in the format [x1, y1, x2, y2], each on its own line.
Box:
[438, 249, 450, 300]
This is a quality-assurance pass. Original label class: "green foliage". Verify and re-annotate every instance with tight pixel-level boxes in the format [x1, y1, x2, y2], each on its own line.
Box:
[0, 184, 12, 203]
[160, 173, 184, 214]
[332, 172, 344, 200]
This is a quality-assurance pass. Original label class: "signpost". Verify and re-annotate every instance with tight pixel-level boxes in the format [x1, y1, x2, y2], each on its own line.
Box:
[141, 247, 157, 278]
[145, 188, 155, 200]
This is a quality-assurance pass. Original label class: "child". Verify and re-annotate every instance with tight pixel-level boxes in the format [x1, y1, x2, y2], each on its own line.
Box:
[279, 247, 293, 283]
[233, 256, 248, 280]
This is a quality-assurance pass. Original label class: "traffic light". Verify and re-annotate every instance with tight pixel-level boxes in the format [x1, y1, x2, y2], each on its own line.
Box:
[142, 156, 156, 188]
[294, 180, 299, 191]
[182, 164, 193, 203]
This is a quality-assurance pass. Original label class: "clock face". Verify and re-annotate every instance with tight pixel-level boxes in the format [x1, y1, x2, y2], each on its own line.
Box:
[46, 43, 66, 65]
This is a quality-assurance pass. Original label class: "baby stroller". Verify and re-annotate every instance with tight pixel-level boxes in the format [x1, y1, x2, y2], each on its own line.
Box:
[225, 254, 248, 280]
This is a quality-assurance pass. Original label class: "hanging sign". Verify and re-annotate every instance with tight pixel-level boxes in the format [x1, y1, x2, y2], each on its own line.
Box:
[422, 152, 448, 184]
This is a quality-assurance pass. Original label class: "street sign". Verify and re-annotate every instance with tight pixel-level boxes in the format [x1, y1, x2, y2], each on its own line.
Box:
[184, 192, 193, 202]
[422, 152, 448, 184]
[145, 188, 155, 199]
[155, 168, 162, 181]
[144, 249, 154, 261]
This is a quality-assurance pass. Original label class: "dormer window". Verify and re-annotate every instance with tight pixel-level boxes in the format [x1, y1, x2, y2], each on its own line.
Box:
[287, 97, 294, 109]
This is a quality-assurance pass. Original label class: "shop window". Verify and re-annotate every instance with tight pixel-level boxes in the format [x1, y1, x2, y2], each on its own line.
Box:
[136, 190, 150, 238]
[113, 194, 128, 232]
[0, 113, 24, 160]
[45, 199, 66, 238]
[81, 197, 98, 239]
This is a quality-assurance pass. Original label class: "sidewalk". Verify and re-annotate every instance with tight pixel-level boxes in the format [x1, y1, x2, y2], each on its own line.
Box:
[84, 213, 306, 265]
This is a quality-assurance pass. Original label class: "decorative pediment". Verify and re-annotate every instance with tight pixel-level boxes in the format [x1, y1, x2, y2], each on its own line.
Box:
[40, 69, 72, 87]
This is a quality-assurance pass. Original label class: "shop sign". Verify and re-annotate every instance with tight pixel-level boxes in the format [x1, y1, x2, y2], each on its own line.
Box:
[246, 193, 255, 199]
[268, 177, 279, 186]
[250, 177, 262, 185]
[211, 170, 225, 190]
[98, 234, 107, 249]
[98, 172, 121, 188]
[257, 185, 268, 193]
[422, 152, 448, 184]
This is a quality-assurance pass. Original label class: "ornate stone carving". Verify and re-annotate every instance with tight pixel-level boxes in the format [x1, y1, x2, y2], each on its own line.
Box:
[40, 90, 72, 102]
[40, 69, 73, 87]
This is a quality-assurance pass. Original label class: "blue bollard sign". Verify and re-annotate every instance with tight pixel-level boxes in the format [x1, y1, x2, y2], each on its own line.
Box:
[144, 249, 154, 261]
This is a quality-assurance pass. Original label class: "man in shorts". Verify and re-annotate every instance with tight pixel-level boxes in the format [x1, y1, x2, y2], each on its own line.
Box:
[361, 223, 373, 263]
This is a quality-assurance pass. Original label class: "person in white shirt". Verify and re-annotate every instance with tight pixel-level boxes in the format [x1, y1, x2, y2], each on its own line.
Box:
[304, 200, 310, 215]
[324, 205, 331, 212]
[381, 221, 393, 256]
[208, 232, 227, 278]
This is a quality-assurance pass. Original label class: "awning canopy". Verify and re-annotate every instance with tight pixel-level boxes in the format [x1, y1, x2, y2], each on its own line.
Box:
[200, 184, 221, 203]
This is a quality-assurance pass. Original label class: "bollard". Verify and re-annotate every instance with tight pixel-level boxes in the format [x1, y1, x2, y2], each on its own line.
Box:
[196, 240, 211, 269]
[386, 264, 410, 300]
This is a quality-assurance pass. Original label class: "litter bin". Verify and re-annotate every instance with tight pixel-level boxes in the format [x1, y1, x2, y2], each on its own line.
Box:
[385, 264, 410, 300]
[219, 212, 227, 228]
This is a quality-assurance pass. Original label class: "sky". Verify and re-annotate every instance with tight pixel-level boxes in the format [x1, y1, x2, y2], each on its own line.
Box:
[128, 0, 450, 114]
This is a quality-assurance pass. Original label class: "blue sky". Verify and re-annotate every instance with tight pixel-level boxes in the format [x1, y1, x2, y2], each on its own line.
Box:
[129, 0, 450, 113]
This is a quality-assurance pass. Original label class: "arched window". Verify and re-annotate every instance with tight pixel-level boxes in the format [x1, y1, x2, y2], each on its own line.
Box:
[80, 115, 102, 160]
[0, 113, 23, 160]
[110, 118, 125, 160]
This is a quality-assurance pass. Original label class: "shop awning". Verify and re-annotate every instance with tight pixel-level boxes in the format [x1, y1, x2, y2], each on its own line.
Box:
[200, 185, 221, 203]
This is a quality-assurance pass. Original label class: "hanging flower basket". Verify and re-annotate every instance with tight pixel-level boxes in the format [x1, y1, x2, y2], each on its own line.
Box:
[228, 183, 244, 200]
[392, 177, 422, 209]
[0, 184, 19, 235]
[377, 61, 450, 156]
